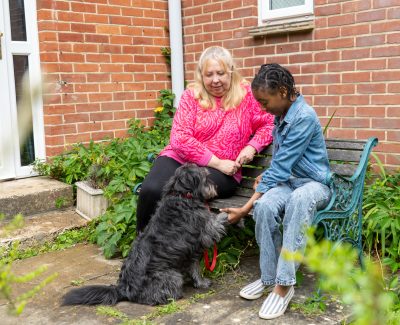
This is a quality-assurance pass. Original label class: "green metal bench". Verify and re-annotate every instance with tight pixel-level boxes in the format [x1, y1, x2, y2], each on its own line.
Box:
[134, 137, 378, 262]
[208, 137, 378, 262]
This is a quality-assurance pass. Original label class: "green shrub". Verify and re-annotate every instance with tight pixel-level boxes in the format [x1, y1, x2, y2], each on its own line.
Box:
[362, 168, 400, 273]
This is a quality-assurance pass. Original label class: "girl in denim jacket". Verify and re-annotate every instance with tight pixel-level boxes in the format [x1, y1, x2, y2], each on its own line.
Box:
[222, 63, 332, 320]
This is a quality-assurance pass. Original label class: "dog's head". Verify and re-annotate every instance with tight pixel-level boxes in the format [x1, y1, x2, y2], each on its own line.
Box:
[163, 163, 217, 201]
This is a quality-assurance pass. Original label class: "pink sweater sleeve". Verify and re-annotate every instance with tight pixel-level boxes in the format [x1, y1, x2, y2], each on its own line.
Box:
[169, 90, 213, 166]
[247, 94, 274, 152]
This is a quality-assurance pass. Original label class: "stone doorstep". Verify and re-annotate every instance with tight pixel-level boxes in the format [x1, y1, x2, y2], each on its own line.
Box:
[0, 208, 88, 251]
[0, 176, 74, 220]
[0, 243, 350, 325]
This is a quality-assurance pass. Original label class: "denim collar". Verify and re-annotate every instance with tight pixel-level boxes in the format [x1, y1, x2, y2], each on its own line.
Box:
[274, 95, 305, 127]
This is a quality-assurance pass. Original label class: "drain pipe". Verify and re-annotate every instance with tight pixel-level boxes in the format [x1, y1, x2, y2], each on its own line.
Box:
[168, 0, 184, 107]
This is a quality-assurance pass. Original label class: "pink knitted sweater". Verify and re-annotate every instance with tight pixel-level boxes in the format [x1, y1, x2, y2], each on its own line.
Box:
[159, 85, 274, 182]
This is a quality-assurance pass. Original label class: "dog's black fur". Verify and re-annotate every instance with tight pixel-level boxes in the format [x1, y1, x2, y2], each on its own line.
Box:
[62, 163, 228, 306]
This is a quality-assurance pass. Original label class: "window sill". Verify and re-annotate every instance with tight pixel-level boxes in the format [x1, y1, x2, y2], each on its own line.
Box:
[249, 15, 315, 37]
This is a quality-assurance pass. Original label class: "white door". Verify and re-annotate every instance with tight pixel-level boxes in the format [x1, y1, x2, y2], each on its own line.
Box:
[0, 0, 45, 180]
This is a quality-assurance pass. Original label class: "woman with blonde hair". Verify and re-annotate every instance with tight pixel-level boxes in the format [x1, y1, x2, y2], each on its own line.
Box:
[136, 46, 274, 233]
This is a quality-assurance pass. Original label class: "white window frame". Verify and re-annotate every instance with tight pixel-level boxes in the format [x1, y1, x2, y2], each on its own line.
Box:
[258, 0, 314, 24]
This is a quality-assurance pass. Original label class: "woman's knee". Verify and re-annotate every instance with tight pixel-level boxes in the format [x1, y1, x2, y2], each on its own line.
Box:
[139, 180, 164, 200]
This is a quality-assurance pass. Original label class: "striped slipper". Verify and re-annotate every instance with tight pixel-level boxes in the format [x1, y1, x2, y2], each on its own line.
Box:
[239, 279, 274, 300]
[258, 286, 294, 319]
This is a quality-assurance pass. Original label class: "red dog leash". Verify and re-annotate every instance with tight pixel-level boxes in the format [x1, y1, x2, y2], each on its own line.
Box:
[203, 243, 218, 272]
[182, 193, 218, 272]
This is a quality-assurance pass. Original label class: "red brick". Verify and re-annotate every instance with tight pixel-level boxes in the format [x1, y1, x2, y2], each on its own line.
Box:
[71, 2, 96, 13]
[328, 13, 355, 27]
[388, 7, 400, 19]
[315, 28, 340, 39]
[64, 113, 89, 123]
[357, 84, 386, 94]
[357, 59, 386, 70]
[356, 9, 386, 23]
[59, 53, 84, 62]
[373, 0, 400, 8]
[65, 133, 92, 144]
[57, 12, 84, 23]
[100, 83, 123, 92]
[328, 84, 355, 94]
[372, 118, 399, 129]
[102, 120, 126, 130]
[387, 130, 400, 141]
[372, 71, 400, 81]
[203, 3, 222, 13]
[328, 61, 355, 72]
[99, 64, 123, 72]
[73, 44, 98, 53]
[97, 5, 120, 15]
[76, 103, 101, 113]
[315, 3, 341, 16]
[74, 84, 99, 93]
[314, 96, 340, 106]
[84, 14, 108, 24]
[91, 131, 114, 141]
[343, 72, 370, 83]
[85, 34, 109, 43]
[87, 74, 110, 82]
[71, 23, 96, 33]
[223, 19, 242, 30]
[315, 74, 340, 84]
[372, 45, 400, 58]
[342, 48, 370, 60]
[371, 20, 400, 33]
[342, 95, 370, 105]
[388, 83, 400, 93]
[372, 94, 400, 105]
[62, 93, 88, 104]
[86, 54, 111, 63]
[45, 135, 65, 146]
[47, 124, 77, 136]
[90, 112, 113, 121]
[315, 51, 340, 62]
[343, 0, 371, 13]
[88, 93, 113, 102]
[101, 102, 124, 111]
[341, 24, 370, 36]
[77, 122, 102, 132]
[74, 63, 99, 73]
[357, 106, 385, 117]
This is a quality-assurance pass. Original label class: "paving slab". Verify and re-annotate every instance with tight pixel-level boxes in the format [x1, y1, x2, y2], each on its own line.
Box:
[0, 176, 74, 219]
[0, 243, 350, 325]
[0, 208, 88, 250]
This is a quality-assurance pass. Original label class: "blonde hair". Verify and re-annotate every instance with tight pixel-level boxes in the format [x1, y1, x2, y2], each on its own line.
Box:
[187, 46, 248, 110]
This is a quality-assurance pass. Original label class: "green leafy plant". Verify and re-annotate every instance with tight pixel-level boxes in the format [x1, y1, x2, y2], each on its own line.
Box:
[0, 215, 57, 315]
[362, 165, 400, 273]
[285, 229, 400, 325]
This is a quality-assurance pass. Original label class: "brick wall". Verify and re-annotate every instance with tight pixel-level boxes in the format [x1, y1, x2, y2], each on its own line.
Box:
[37, 0, 170, 157]
[181, 0, 400, 168]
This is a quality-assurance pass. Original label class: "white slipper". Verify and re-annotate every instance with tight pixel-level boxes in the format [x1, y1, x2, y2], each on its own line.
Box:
[239, 279, 274, 300]
[258, 286, 294, 319]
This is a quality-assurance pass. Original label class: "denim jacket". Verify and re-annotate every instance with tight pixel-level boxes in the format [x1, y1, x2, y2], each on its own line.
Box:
[256, 95, 331, 194]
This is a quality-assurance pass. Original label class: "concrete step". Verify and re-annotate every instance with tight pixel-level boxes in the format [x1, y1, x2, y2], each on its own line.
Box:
[0, 208, 88, 250]
[0, 176, 74, 220]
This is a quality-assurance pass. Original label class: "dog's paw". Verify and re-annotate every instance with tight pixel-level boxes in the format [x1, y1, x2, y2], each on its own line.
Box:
[216, 212, 229, 225]
[193, 278, 212, 289]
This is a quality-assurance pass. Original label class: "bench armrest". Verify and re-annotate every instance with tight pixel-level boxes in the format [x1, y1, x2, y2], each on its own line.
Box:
[313, 137, 378, 224]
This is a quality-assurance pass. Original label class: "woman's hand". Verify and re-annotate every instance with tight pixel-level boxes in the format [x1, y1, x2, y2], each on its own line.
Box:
[236, 145, 257, 166]
[218, 159, 241, 176]
[220, 207, 247, 224]
[208, 156, 241, 176]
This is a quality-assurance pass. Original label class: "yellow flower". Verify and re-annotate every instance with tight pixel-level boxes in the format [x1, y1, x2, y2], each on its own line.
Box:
[154, 106, 164, 113]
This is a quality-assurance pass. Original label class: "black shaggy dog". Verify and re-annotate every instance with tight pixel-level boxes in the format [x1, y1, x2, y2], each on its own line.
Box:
[62, 163, 228, 306]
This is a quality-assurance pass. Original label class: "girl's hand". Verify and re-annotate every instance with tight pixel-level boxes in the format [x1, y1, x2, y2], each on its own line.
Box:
[253, 174, 262, 190]
[235, 145, 257, 166]
[220, 207, 247, 224]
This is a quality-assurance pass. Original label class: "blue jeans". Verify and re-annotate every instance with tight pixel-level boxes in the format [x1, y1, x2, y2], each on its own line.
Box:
[253, 177, 331, 286]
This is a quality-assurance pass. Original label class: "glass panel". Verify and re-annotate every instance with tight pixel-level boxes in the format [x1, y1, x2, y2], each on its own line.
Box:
[9, 0, 27, 41]
[271, 0, 305, 10]
[13, 55, 35, 166]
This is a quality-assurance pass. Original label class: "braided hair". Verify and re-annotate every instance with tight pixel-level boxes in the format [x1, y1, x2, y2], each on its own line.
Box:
[251, 63, 299, 101]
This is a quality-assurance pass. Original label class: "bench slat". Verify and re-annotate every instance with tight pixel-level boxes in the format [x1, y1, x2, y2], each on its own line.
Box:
[325, 139, 365, 150]
[327, 149, 362, 162]
[209, 196, 251, 211]
[330, 163, 358, 177]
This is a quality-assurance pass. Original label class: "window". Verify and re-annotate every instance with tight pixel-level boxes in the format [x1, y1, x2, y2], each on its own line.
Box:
[258, 0, 314, 23]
